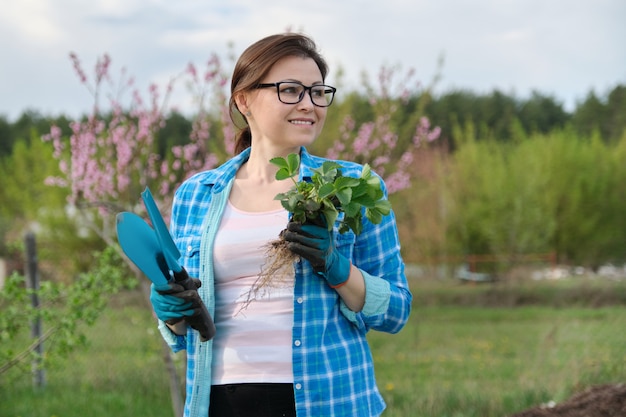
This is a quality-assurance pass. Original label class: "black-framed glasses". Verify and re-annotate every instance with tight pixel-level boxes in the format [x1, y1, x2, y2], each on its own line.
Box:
[256, 81, 337, 107]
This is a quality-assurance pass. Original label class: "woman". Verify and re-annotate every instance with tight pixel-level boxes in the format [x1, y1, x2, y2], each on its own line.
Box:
[149, 33, 412, 417]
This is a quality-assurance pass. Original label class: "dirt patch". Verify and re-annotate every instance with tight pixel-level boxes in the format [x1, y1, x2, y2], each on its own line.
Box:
[509, 384, 626, 417]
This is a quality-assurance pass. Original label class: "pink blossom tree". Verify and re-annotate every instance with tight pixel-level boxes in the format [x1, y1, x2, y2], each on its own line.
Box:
[325, 64, 441, 194]
[42, 52, 233, 246]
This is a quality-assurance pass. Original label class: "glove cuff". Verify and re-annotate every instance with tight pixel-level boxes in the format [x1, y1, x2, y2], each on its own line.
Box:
[326, 259, 351, 288]
[329, 279, 349, 289]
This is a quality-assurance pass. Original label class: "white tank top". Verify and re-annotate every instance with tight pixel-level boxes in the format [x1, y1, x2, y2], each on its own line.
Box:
[211, 201, 294, 384]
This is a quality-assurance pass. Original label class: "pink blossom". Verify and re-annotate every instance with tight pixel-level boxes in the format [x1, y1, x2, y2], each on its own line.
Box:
[95, 54, 111, 84]
[428, 126, 442, 142]
[373, 156, 390, 169]
[384, 171, 411, 194]
[325, 140, 346, 160]
[353, 122, 374, 155]
[44, 176, 67, 187]
[399, 151, 414, 167]
[49, 125, 62, 140]
[69, 52, 88, 85]
[160, 161, 170, 176]
[187, 62, 198, 79]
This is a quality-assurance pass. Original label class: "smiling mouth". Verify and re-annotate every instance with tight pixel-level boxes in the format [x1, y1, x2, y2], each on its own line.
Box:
[289, 120, 314, 125]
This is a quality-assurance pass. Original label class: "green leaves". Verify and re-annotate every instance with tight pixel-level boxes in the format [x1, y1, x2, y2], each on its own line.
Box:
[271, 153, 392, 235]
[270, 153, 300, 181]
[0, 247, 137, 374]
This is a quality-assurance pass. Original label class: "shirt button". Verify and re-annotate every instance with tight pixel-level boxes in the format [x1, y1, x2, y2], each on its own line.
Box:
[295, 383, 302, 390]
[296, 297, 303, 304]
[294, 340, 301, 347]
[187, 245, 193, 252]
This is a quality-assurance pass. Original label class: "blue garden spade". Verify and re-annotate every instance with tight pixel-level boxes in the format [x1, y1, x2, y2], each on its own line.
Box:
[116, 188, 215, 341]
[115, 211, 170, 286]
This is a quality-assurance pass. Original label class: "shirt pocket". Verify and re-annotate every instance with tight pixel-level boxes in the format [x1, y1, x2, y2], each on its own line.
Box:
[177, 235, 202, 277]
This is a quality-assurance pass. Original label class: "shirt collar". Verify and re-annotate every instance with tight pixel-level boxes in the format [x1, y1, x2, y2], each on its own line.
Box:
[198, 146, 324, 191]
[198, 147, 251, 191]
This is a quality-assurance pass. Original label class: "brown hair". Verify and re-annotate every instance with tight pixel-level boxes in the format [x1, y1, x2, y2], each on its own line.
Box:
[229, 33, 329, 154]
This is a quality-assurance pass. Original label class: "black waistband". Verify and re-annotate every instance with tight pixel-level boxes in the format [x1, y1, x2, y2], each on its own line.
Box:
[209, 383, 296, 417]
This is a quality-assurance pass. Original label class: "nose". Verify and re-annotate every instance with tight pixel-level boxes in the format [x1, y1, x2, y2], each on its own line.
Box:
[297, 91, 315, 111]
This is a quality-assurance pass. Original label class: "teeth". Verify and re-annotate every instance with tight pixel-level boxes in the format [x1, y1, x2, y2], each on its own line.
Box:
[290, 120, 313, 125]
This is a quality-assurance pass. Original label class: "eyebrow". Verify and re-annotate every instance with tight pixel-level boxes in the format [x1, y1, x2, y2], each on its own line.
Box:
[279, 79, 324, 85]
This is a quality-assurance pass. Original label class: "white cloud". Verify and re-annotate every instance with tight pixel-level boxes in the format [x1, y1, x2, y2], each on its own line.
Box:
[1, 0, 64, 44]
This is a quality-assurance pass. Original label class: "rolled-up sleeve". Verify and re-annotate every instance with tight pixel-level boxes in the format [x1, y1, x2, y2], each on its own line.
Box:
[157, 320, 188, 352]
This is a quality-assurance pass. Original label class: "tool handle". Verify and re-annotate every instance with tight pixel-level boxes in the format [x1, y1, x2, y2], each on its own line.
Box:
[174, 269, 216, 342]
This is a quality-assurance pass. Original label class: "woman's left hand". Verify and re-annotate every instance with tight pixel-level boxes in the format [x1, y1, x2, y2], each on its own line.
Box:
[282, 220, 351, 288]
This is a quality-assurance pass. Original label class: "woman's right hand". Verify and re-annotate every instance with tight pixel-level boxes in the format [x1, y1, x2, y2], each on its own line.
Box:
[149, 280, 200, 324]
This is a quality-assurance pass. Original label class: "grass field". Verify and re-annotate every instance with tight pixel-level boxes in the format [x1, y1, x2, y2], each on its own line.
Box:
[1, 278, 625, 417]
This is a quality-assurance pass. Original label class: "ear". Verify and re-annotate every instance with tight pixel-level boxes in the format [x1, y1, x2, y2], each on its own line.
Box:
[234, 92, 250, 116]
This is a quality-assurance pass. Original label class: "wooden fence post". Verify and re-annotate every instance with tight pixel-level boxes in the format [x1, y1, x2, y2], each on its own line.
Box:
[25, 232, 46, 388]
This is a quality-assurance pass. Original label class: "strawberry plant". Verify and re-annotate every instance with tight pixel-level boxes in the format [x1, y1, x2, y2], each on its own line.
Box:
[271, 153, 392, 235]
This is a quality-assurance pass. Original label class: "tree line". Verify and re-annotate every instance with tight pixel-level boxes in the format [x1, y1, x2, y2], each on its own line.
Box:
[1, 83, 625, 158]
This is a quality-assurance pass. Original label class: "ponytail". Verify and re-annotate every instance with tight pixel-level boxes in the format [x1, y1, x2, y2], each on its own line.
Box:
[234, 126, 252, 155]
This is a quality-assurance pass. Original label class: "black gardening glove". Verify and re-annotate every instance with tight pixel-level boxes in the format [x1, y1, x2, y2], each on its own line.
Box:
[150, 272, 216, 342]
[282, 219, 351, 288]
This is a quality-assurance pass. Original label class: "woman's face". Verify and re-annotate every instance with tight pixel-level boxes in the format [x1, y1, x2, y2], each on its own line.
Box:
[240, 56, 328, 150]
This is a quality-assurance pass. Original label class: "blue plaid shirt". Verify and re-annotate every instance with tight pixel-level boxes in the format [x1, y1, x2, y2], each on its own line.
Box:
[158, 147, 412, 417]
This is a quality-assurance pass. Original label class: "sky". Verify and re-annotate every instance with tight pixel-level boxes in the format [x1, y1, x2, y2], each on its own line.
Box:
[1, 0, 625, 121]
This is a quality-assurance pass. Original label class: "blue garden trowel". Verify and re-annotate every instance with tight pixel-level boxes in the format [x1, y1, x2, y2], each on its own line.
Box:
[116, 211, 170, 286]
[116, 187, 215, 341]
